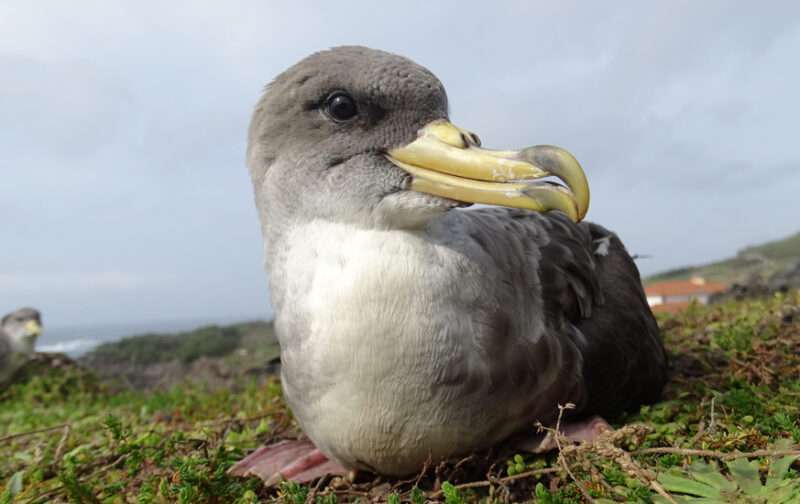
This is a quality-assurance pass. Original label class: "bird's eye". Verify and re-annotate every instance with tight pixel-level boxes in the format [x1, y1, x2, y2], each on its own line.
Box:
[324, 92, 358, 122]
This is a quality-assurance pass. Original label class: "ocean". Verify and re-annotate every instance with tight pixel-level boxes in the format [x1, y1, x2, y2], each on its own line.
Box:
[37, 316, 261, 357]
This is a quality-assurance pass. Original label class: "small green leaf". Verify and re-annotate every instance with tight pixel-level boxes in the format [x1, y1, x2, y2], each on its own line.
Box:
[687, 461, 737, 493]
[534, 482, 549, 500]
[255, 419, 270, 435]
[726, 458, 762, 496]
[410, 487, 425, 504]
[12, 452, 33, 463]
[5, 471, 24, 498]
[767, 439, 799, 482]
[441, 481, 462, 504]
[658, 471, 722, 499]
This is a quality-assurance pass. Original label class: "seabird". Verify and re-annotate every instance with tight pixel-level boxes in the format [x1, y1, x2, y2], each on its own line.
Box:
[0, 307, 42, 385]
[231, 46, 667, 483]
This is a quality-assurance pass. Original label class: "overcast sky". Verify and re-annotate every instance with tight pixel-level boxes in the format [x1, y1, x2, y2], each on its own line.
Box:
[2, 1, 799, 328]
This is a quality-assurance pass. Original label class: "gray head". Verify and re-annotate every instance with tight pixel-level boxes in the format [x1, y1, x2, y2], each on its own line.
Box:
[248, 46, 453, 235]
[1, 307, 42, 354]
[248, 46, 589, 241]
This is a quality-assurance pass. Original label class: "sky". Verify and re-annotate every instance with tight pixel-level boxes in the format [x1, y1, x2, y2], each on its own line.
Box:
[2, 1, 799, 329]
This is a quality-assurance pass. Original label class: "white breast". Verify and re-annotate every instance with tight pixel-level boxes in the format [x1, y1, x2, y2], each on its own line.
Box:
[275, 219, 495, 474]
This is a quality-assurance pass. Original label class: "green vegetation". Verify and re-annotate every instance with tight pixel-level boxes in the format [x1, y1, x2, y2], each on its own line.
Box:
[77, 321, 280, 390]
[88, 326, 241, 365]
[84, 321, 277, 366]
[2, 293, 799, 502]
[645, 231, 800, 284]
[654, 444, 799, 503]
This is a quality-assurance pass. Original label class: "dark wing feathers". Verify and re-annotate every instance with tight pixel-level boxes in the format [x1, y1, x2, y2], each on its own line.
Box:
[572, 221, 668, 417]
[537, 214, 604, 321]
[541, 215, 668, 418]
[471, 209, 668, 419]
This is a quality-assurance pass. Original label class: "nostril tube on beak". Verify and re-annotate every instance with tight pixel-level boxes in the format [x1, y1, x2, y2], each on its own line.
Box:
[458, 132, 481, 148]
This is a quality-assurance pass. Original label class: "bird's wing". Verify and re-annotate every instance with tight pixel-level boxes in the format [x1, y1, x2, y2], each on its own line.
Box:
[565, 219, 668, 417]
[459, 208, 668, 418]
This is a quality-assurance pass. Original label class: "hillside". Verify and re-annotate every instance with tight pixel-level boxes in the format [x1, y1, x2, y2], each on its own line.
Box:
[78, 320, 280, 390]
[646, 231, 800, 285]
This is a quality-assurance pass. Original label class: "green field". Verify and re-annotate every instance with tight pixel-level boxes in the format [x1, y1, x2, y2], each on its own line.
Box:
[2, 293, 799, 503]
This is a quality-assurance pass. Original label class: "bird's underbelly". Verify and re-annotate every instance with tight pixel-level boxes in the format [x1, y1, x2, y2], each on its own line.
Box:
[282, 320, 512, 476]
[274, 221, 560, 475]
[283, 338, 498, 475]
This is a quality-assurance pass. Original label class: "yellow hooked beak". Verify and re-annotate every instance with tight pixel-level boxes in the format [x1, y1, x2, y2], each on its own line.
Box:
[24, 320, 42, 338]
[386, 120, 589, 222]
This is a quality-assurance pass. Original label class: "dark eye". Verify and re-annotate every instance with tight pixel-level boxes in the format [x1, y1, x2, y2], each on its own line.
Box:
[324, 92, 358, 122]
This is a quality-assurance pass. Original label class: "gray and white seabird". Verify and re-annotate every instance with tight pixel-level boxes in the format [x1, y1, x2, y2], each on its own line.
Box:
[0, 308, 42, 385]
[232, 46, 667, 482]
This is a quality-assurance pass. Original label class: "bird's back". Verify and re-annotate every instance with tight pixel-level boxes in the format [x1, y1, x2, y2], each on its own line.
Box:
[459, 207, 668, 420]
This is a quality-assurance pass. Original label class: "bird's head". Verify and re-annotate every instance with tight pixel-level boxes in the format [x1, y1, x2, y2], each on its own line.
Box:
[2, 307, 42, 354]
[247, 46, 589, 231]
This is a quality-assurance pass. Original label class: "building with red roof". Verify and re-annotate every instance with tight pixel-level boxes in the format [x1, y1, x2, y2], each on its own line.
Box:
[644, 277, 728, 313]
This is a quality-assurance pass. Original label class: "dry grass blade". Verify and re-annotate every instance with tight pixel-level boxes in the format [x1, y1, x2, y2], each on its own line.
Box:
[0, 423, 70, 444]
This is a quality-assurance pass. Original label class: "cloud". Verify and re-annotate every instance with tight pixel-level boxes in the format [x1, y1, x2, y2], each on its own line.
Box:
[0, 271, 151, 293]
[1, 1, 799, 326]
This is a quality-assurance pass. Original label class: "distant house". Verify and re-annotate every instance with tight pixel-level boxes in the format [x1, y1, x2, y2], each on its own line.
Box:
[644, 277, 728, 313]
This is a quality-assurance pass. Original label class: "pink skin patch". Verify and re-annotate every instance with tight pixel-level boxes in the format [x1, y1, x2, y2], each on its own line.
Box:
[517, 416, 612, 453]
[228, 439, 348, 486]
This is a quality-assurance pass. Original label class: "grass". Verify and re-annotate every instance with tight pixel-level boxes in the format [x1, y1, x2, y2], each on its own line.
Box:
[1, 292, 799, 502]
